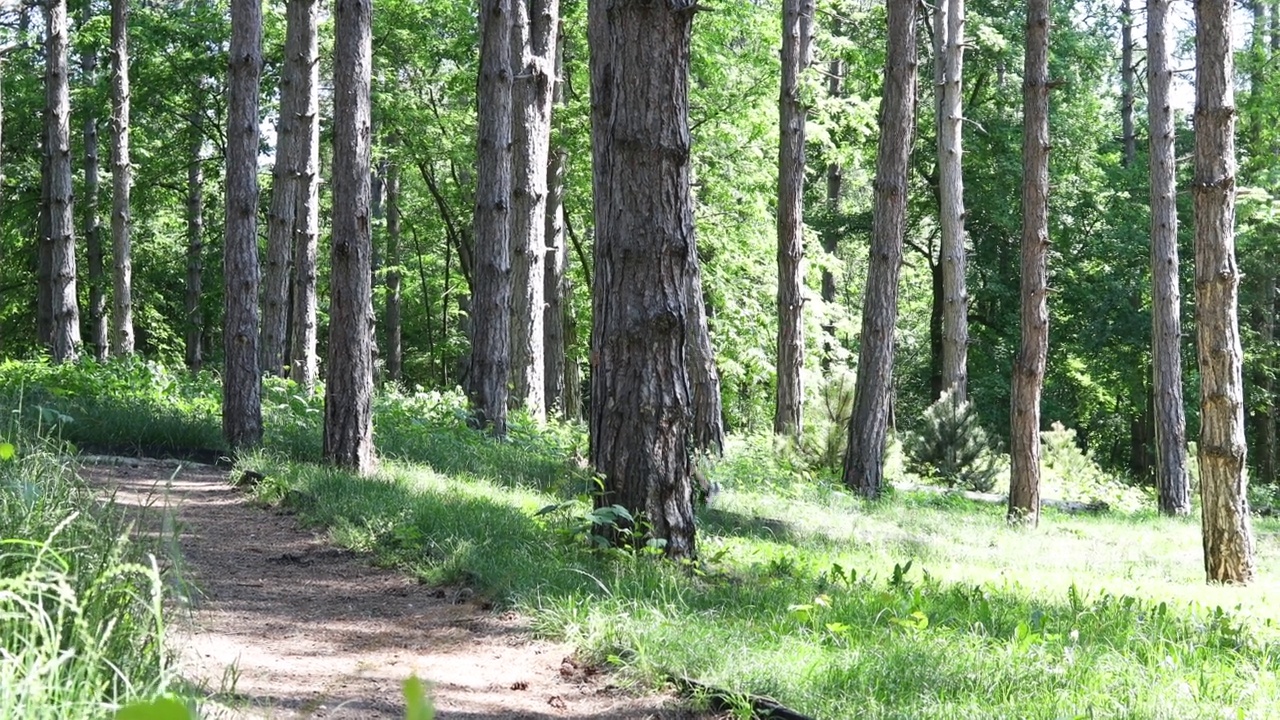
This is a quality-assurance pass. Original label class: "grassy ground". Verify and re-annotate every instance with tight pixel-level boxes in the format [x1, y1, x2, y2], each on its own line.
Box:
[5, 359, 1280, 719]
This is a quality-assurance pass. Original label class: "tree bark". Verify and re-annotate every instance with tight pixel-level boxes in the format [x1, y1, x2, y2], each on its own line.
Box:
[223, 0, 263, 450]
[1008, 0, 1050, 526]
[843, 0, 917, 499]
[385, 159, 403, 383]
[687, 249, 724, 454]
[1194, 0, 1255, 584]
[109, 0, 134, 356]
[82, 0, 106, 361]
[288, 0, 321, 393]
[543, 25, 572, 419]
[48, 0, 81, 363]
[1120, 0, 1136, 168]
[324, 0, 375, 473]
[185, 116, 205, 372]
[774, 0, 813, 438]
[820, 24, 843, 371]
[936, 0, 968, 400]
[1148, 0, 1190, 516]
[588, 0, 699, 560]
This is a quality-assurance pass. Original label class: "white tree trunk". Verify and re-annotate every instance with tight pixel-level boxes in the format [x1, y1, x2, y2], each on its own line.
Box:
[109, 0, 134, 355]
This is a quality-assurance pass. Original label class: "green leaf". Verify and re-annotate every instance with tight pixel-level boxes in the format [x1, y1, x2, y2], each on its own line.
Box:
[0, 442, 14, 461]
[403, 676, 435, 720]
[114, 697, 193, 720]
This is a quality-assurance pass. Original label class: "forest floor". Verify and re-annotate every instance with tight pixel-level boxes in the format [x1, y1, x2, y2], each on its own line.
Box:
[83, 459, 710, 720]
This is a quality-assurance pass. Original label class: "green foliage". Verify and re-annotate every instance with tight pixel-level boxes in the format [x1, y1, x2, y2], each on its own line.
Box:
[904, 391, 1000, 492]
[1039, 423, 1151, 514]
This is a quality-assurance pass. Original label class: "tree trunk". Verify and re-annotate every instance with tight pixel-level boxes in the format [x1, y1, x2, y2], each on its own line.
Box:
[82, 0, 106, 361]
[1148, 0, 1190, 515]
[687, 250, 724, 454]
[588, 0, 699, 560]
[288, 0, 321, 392]
[1008, 0, 1050, 526]
[262, 0, 316, 378]
[820, 26, 843, 371]
[843, 0, 917, 499]
[937, 0, 968, 400]
[1120, 0, 1136, 168]
[543, 25, 571, 419]
[472, 0, 515, 435]
[185, 117, 204, 371]
[48, 0, 81, 364]
[223, 0, 263, 450]
[385, 159, 403, 383]
[109, 0, 133, 356]
[509, 0, 559, 420]
[38, 114, 52, 350]
[324, 0, 375, 474]
[774, 0, 813, 438]
[1194, 0, 1255, 584]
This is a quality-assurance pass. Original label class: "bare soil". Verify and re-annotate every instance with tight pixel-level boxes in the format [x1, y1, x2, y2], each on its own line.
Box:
[83, 459, 713, 720]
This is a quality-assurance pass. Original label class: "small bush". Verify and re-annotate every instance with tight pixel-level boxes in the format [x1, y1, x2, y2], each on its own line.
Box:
[1040, 422, 1150, 513]
[903, 391, 999, 492]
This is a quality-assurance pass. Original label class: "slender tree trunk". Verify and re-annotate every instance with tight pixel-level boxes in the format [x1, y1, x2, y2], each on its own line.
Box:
[1264, 276, 1278, 484]
[1148, 0, 1190, 515]
[81, 0, 106, 361]
[774, 0, 813, 438]
[288, 0, 321, 392]
[820, 26, 843, 371]
[1120, 0, 1136, 168]
[472, 0, 515, 435]
[937, 0, 968, 400]
[223, 0, 263, 449]
[1194, 0, 1255, 584]
[543, 25, 571, 418]
[109, 0, 133, 356]
[1008, 0, 1050, 526]
[185, 118, 204, 371]
[588, 0, 699, 560]
[38, 114, 52, 350]
[509, 0, 559, 420]
[48, 0, 81, 363]
[324, 0, 375, 473]
[385, 160, 403, 383]
[843, 0, 917, 499]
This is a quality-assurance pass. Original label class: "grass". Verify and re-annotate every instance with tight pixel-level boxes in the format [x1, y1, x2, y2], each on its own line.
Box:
[5, 358, 1280, 718]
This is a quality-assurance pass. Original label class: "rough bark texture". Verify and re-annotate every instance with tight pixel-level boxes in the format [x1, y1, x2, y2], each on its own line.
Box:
[843, 0, 917, 499]
[936, 0, 968, 401]
[262, 0, 317, 378]
[109, 0, 134, 356]
[1193, 0, 1255, 584]
[82, 0, 106, 361]
[509, 0, 559, 420]
[588, 0, 699, 560]
[1008, 0, 1050, 526]
[324, 0, 375, 474]
[185, 120, 204, 372]
[543, 27, 572, 419]
[472, 0, 515, 435]
[1120, 0, 1136, 168]
[288, 0, 321, 392]
[223, 0, 263, 450]
[1147, 0, 1190, 516]
[687, 251, 724, 455]
[48, 0, 81, 364]
[773, 0, 813, 438]
[385, 161, 403, 383]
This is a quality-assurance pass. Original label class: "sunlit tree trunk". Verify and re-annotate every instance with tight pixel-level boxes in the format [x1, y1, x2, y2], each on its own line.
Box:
[324, 0, 375, 474]
[843, 0, 917, 498]
[109, 0, 134, 356]
[472, 0, 515, 435]
[774, 0, 813, 438]
[385, 159, 403, 383]
[38, 109, 52, 350]
[820, 23, 843, 371]
[185, 117, 204, 372]
[1148, 0, 1190, 516]
[543, 26, 571, 419]
[1194, 0, 1255, 584]
[589, 0, 699, 559]
[48, 0, 81, 363]
[82, 0, 106, 361]
[223, 0, 263, 449]
[1008, 0, 1050, 526]
[288, 0, 321, 392]
[937, 0, 968, 400]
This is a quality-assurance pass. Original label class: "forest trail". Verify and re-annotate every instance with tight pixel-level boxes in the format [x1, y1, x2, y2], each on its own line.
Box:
[83, 459, 706, 720]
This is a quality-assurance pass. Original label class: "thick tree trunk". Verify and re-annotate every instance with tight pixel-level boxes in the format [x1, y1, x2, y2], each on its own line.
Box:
[1120, 0, 1136, 168]
[82, 0, 106, 361]
[288, 0, 321, 392]
[472, 0, 515, 435]
[48, 0, 81, 364]
[1147, 0, 1190, 515]
[324, 0, 375, 474]
[509, 0, 559, 420]
[185, 119, 204, 372]
[1194, 0, 1255, 584]
[385, 160, 403, 383]
[1008, 0, 1050, 526]
[774, 0, 813, 438]
[936, 0, 968, 400]
[588, 0, 699, 560]
[543, 26, 571, 419]
[109, 0, 133, 356]
[223, 0, 263, 450]
[843, 0, 917, 499]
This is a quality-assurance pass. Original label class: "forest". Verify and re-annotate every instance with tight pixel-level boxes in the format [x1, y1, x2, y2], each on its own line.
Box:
[2, 0, 1280, 717]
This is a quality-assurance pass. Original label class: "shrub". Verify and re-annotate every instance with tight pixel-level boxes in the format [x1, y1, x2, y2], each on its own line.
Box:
[902, 390, 999, 493]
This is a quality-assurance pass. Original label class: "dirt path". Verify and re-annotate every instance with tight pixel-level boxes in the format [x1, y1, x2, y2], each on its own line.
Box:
[84, 459, 708, 720]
